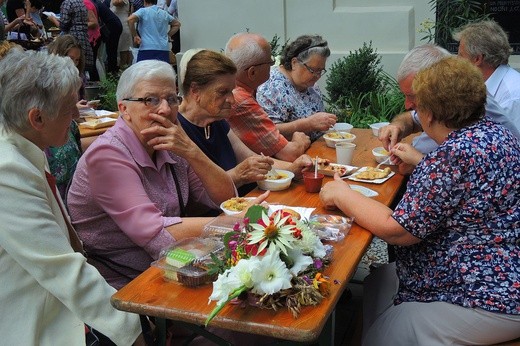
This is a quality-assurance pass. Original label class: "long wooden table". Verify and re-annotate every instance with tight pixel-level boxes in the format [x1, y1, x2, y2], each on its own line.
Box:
[111, 128, 409, 344]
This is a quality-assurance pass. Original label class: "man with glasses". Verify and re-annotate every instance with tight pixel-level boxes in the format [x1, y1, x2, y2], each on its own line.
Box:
[257, 34, 337, 142]
[225, 32, 310, 161]
[379, 43, 520, 175]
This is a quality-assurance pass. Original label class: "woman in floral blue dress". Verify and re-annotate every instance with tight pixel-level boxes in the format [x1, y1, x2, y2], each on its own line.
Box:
[257, 35, 337, 142]
[320, 56, 520, 345]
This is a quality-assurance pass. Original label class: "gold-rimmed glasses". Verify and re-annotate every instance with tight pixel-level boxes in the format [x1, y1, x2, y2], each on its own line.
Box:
[297, 59, 327, 77]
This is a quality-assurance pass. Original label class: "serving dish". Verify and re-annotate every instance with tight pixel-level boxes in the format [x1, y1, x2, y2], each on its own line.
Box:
[220, 197, 256, 215]
[323, 132, 356, 148]
[369, 122, 389, 137]
[257, 169, 294, 191]
[328, 122, 353, 133]
[372, 146, 395, 164]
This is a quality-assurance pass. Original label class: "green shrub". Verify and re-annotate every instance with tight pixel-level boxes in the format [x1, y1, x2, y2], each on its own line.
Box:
[99, 73, 120, 112]
[326, 41, 384, 110]
[325, 42, 405, 128]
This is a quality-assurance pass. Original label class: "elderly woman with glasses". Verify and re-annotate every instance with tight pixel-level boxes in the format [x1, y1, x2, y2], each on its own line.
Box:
[177, 49, 313, 196]
[257, 34, 337, 142]
[66, 59, 242, 289]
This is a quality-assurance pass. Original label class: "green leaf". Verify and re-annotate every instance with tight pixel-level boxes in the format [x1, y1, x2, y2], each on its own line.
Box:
[205, 285, 248, 326]
[245, 205, 268, 223]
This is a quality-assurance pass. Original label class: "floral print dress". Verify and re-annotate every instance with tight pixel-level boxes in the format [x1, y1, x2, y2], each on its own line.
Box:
[45, 121, 82, 201]
[392, 119, 520, 315]
[257, 67, 326, 142]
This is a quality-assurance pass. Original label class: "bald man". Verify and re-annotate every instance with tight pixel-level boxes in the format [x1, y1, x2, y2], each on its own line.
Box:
[225, 32, 310, 162]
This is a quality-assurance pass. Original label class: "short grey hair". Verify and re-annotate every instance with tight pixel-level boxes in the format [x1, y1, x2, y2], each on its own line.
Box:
[0, 50, 81, 134]
[396, 44, 451, 81]
[281, 34, 330, 71]
[453, 20, 511, 67]
[224, 33, 267, 71]
[116, 59, 177, 101]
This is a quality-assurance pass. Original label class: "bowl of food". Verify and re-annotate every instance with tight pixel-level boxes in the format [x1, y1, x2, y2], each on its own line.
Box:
[369, 122, 390, 137]
[323, 132, 356, 148]
[220, 197, 255, 215]
[257, 169, 295, 191]
[329, 122, 353, 133]
[372, 146, 390, 163]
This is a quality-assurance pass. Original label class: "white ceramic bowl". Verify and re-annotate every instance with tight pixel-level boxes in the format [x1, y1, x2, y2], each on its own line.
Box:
[257, 169, 295, 191]
[220, 197, 256, 215]
[372, 146, 390, 163]
[369, 122, 390, 137]
[329, 122, 353, 133]
[323, 132, 356, 148]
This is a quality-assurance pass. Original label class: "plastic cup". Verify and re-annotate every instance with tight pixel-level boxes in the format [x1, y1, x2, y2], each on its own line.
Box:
[336, 142, 356, 165]
[303, 172, 324, 193]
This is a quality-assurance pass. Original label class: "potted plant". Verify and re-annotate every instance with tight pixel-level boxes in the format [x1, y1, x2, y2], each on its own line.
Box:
[420, 0, 490, 51]
[325, 42, 404, 128]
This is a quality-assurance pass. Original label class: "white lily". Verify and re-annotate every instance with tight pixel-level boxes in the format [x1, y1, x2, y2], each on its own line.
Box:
[286, 247, 314, 276]
[251, 247, 292, 295]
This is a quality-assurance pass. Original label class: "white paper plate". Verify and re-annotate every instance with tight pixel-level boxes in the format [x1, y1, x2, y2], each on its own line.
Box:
[347, 167, 396, 184]
[349, 185, 379, 197]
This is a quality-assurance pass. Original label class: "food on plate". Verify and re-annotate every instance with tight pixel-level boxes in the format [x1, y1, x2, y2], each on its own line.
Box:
[314, 157, 331, 166]
[265, 172, 288, 180]
[159, 238, 221, 285]
[175, 262, 217, 287]
[376, 148, 389, 155]
[222, 197, 251, 212]
[324, 132, 354, 140]
[313, 158, 349, 176]
[165, 248, 196, 268]
[355, 167, 392, 180]
[273, 208, 301, 221]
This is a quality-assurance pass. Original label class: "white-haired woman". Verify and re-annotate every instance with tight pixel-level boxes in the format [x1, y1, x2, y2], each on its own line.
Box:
[67, 59, 245, 289]
[0, 50, 141, 345]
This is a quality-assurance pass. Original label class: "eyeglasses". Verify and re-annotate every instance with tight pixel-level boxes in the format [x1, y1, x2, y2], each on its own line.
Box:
[244, 59, 276, 71]
[297, 59, 327, 77]
[123, 95, 179, 107]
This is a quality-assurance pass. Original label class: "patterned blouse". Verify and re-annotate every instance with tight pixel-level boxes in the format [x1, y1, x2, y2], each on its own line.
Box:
[393, 119, 520, 315]
[45, 121, 82, 201]
[257, 67, 326, 142]
[60, 0, 94, 68]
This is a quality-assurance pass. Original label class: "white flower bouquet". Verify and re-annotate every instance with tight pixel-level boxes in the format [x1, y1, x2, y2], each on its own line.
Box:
[205, 206, 332, 326]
